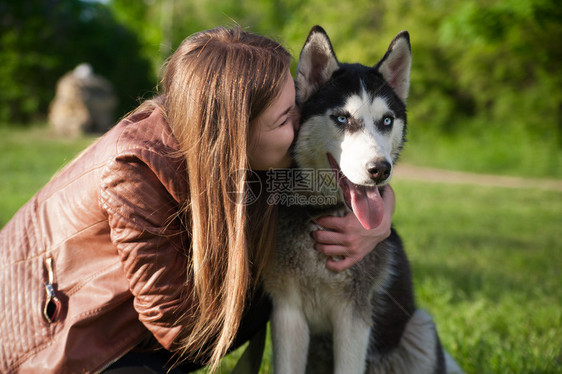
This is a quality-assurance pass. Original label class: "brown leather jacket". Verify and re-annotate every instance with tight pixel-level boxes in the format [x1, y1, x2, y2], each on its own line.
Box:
[0, 108, 191, 373]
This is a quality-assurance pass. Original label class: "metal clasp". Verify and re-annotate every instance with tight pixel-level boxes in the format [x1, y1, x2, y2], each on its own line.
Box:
[43, 257, 61, 324]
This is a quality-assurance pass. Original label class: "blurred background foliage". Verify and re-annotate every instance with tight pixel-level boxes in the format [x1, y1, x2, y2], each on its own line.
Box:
[0, 0, 154, 122]
[1, 0, 561, 176]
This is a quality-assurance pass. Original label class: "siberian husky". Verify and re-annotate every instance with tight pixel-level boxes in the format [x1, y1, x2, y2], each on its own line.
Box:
[264, 26, 457, 374]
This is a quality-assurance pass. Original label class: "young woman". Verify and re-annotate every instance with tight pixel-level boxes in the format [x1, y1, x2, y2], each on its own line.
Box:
[0, 27, 395, 373]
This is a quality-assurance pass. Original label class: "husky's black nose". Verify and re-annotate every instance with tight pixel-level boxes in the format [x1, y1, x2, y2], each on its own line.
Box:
[367, 161, 392, 184]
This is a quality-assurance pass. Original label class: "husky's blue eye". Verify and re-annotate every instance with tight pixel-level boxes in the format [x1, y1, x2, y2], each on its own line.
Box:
[331, 113, 351, 127]
[383, 116, 393, 126]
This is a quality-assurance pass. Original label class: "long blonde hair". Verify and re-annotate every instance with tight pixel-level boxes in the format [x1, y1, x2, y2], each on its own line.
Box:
[149, 26, 291, 370]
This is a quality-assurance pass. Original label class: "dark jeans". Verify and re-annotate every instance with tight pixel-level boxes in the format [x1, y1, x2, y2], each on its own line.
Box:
[105, 291, 272, 373]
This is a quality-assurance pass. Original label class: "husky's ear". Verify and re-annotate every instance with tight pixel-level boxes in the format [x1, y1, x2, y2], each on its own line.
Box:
[375, 31, 411, 103]
[296, 26, 340, 103]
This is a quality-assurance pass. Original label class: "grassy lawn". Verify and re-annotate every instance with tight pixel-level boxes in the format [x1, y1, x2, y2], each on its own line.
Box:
[400, 124, 562, 180]
[1, 125, 560, 373]
[0, 125, 97, 226]
[392, 181, 561, 373]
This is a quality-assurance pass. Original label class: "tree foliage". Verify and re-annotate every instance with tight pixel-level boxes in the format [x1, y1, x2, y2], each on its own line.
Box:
[108, 0, 561, 144]
[2, 0, 561, 162]
[0, 0, 153, 123]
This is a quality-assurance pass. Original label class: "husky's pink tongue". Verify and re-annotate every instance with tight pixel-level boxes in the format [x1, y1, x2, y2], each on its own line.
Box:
[327, 153, 385, 230]
[348, 183, 385, 230]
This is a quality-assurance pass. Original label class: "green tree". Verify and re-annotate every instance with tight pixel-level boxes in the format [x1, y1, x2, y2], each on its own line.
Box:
[439, 0, 562, 140]
[0, 0, 154, 124]
[109, 0, 292, 77]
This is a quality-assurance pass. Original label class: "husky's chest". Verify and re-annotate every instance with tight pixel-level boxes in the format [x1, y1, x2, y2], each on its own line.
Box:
[265, 205, 378, 332]
[273, 205, 349, 281]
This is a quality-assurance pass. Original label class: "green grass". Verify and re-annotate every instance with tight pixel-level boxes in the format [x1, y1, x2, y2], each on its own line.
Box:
[1, 124, 561, 373]
[392, 181, 561, 373]
[0, 125, 97, 226]
[401, 125, 562, 179]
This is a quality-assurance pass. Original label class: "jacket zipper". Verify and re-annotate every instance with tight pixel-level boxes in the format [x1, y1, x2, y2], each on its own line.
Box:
[43, 256, 62, 323]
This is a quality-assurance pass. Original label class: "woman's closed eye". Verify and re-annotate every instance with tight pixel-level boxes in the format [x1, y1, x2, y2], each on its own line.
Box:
[282, 106, 300, 127]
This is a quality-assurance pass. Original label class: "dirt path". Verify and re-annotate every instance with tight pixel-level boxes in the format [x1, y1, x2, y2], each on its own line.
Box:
[393, 164, 562, 192]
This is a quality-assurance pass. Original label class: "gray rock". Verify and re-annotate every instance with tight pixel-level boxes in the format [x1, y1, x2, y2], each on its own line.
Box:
[49, 63, 118, 137]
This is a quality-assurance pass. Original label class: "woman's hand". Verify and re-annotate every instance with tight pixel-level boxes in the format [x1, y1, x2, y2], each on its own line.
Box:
[311, 185, 396, 272]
